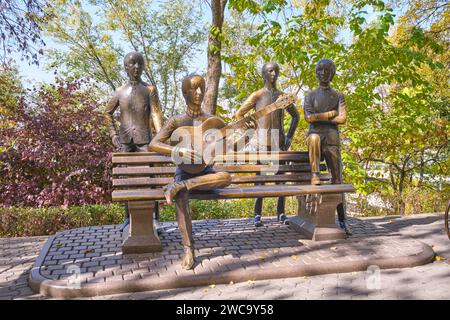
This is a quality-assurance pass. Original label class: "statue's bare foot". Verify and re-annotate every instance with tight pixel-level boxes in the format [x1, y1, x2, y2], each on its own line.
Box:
[163, 182, 185, 205]
[311, 173, 321, 185]
[181, 247, 195, 270]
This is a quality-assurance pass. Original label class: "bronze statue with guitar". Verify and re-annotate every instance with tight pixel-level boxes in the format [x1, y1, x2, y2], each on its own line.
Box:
[149, 74, 297, 270]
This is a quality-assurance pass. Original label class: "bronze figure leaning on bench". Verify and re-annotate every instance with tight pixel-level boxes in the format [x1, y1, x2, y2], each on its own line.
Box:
[303, 58, 351, 235]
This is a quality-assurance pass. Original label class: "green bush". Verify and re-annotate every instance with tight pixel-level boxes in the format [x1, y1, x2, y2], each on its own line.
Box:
[0, 204, 124, 237]
[349, 185, 449, 217]
[0, 198, 299, 237]
[159, 197, 298, 221]
[403, 186, 449, 215]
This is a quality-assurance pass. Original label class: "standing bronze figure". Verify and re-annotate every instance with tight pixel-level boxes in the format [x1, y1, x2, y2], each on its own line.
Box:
[304, 58, 351, 234]
[149, 75, 234, 270]
[105, 52, 164, 150]
[235, 62, 300, 227]
[105, 52, 165, 229]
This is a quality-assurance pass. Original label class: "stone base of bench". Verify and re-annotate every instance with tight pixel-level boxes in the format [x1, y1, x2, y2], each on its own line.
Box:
[122, 225, 162, 254]
[289, 218, 346, 241]
[290, 193, 346, 241]
[122, 200, 162, 254]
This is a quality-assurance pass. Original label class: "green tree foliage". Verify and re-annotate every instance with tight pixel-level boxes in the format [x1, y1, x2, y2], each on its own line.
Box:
[224, 0, 449, 215]
[98, 0, 206, 115]
[0, 64, 24, 128]
[43, 0, 206, 115]
[44, 0, 123, 91]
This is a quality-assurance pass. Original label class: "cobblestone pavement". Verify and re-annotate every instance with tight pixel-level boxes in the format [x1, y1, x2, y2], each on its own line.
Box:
[1, 213, 449, 300]
[0, 236, 48, 300]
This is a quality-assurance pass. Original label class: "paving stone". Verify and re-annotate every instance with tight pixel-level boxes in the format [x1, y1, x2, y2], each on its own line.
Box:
[3, 214, 450, 300]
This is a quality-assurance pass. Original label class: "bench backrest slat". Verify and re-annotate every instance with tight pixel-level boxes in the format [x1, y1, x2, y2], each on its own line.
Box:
[112, 163, 325, 176]
[112, 173, 332, 188]
[113, 155, 172, 164]
[112, 152, 309, 165]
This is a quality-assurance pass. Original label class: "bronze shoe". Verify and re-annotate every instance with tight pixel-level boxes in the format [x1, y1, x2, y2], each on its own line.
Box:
[163, 181, 186, 205]
[311, 173, 321, 185]
[181, 246, 195, 270]
[254, 215, 264, 227]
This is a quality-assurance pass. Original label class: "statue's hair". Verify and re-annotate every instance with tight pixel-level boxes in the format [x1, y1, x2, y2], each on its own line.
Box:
[261, 61, 280, 76]
[315, 59, 336, 78]
[181, 74, 205, 100]
[123, 52, 145, 65]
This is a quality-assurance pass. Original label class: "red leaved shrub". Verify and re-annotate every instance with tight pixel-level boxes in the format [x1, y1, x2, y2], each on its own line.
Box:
[0, 78, 113, 207]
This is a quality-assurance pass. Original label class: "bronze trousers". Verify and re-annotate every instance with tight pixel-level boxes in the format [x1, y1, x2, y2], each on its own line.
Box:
[306, 133, 342, 184]
[307, 133, 347, 222]
[254, 145, 286, 218]
[174, 167, 232, 249]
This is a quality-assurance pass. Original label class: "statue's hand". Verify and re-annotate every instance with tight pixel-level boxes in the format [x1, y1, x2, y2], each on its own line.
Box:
[112, 135, 121, 149]
[328, 110, 338, 119]
[243, 116, 257, 130]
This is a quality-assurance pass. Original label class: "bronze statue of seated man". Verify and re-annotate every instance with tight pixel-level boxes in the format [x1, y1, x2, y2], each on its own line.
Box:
[149, 74, 255, 269]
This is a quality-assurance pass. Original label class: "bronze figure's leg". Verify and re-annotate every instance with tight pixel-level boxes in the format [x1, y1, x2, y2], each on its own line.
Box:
[307, 133, 321, 185]
[276, 193, 288, 224]
[163, 181, 186, 205]
[276, 141, 288, 224]
[119, 142, 136, 231]
[323, 144, 352, 235]
[323, 145, 342, 184]
[253, 160, 264, 227]
[165, 172, 232, 205]
[175, 189, 195, 270]
[171, 171, 232, 270]
[171, 172, 232, 227]
[184, 172, 232, 190]
[136, 143, 162, 234]
[254, 197, 264, 227]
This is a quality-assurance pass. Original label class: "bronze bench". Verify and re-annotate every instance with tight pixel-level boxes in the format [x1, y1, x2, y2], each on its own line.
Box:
[111, 151, 355, 253]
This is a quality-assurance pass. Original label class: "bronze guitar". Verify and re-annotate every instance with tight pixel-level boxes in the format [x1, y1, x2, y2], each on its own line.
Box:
[170, 94, 297, 174]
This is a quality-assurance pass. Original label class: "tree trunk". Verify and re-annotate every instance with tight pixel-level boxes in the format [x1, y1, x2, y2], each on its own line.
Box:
[397, 170, 406, 216]
[203, 0, 227, 115]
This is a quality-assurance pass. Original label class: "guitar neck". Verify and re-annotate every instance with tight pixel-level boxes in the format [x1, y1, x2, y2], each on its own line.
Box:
[251, 100, 287, 119]
[219, 98, 294, 137]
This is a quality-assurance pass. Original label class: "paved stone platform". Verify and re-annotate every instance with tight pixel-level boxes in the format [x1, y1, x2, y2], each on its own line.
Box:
[28, 216, 434, 298]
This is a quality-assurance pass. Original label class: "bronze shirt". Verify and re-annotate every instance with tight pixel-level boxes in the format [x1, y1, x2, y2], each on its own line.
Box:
[303, 87, 346, 146]
[236, 88, 299, 148]
[105, 81, 163, 144]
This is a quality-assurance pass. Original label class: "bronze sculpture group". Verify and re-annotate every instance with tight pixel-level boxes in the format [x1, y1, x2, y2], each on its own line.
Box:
[106, 52, 351, 270]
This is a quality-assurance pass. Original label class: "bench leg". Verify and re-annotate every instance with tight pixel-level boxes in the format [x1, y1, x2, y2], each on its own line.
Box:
[289, 194, 346, 241]
[122, 200, 162, 254]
